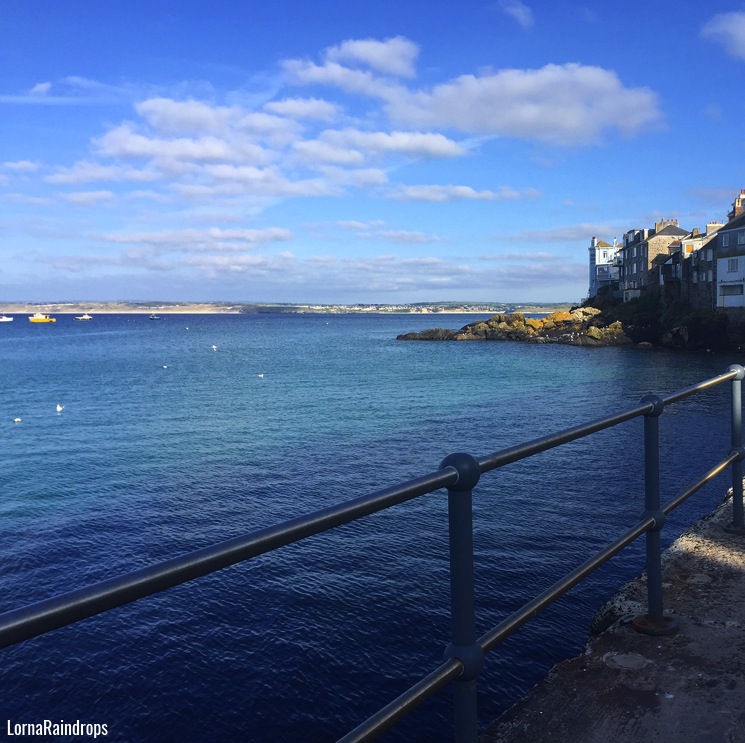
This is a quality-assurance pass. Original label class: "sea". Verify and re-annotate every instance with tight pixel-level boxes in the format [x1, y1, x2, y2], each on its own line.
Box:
[0, 312, 739, 742]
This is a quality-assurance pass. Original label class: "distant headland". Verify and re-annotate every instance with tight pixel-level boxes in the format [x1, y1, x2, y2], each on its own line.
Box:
[0, 301, 572, 315]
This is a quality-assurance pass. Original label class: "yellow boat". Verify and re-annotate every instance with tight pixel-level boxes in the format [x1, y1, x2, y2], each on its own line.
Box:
[29, 313, 56, 323]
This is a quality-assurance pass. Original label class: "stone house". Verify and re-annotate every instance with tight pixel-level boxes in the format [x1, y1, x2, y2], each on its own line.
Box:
[657, 223, 723, 309]
[620, 220, 689, 301]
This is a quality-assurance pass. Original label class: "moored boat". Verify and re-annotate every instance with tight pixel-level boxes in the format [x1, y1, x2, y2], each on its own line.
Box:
[0, 315, 13, 322]
[29, 313, 56, 323]
[149, 314, 161, 320]
[74, 313, 93, 321]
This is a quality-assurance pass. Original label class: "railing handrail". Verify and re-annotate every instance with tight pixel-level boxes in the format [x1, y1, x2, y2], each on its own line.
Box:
[2, 365, 744, 743]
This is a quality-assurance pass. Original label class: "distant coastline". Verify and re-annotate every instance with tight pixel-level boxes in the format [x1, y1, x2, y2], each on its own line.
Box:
[0, 301, 572, 316]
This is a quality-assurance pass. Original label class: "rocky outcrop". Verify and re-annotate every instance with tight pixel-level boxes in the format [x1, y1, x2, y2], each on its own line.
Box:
[397, 307, 633, 346]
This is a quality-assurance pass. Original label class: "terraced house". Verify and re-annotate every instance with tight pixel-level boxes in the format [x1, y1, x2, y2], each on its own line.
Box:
[619, 219, 689, 302]
[587, 192, 745, 315]
[714, 191, 745, 313]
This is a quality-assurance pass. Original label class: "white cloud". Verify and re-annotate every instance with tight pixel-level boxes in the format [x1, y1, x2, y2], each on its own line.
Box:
[94, 124, 271, 165]
[46, 160, 158, 184]
[293, 140, 365, 165]
[319, 166, 388, 187]
[387, 63, 661, 145]
[701, 11, 745, 60]
[499, 1, 534, 29]
[337, 220, 386, 230]
[198, 164, 337, 197]
[264, 97, 340, 121]
[29, 82, 52, 96]
[3, 160, 40, 172]
[324, 36, 419, 78]
[282, 58, 402, 99]
[136, 98, 235, 135]
[389, 184, 539, 201]
[376, 230, 444, 244]
[62, 190, 115, 205]
[493, 222, 616, 243]
[2, 193, 52, 205]
[103, 227, 293, 252]
[491, 251, 560, 261]
[319, 129, 465, 158]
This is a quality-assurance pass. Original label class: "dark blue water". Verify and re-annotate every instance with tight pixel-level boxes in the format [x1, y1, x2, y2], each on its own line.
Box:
[0, 313, 738, 741]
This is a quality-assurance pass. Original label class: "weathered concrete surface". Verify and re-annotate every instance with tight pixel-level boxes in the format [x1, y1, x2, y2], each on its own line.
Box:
[482, 497, 745, 743]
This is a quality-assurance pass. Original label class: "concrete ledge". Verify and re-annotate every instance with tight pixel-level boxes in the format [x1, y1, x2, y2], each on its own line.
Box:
[481, 497, 745, 742]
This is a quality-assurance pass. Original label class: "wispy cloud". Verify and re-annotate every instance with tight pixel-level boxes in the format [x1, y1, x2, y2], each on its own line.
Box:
[389, 184, 540, 202]
[4, 160, 40, 172]
[701, 11, 745, 60]
[29, 82, 52, 96]
[498, 0, 534, 29]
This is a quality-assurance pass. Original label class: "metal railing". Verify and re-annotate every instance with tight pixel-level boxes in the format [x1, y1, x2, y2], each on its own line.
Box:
[2, 365, 744, 742]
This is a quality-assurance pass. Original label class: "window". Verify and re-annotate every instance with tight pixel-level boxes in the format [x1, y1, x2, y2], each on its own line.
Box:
[721, 284, 744, 296]
[632, 247, 637, 258]
[729, 258, 739, 273]
[706, 249, 713, 260]
[708, 270, 713, 282]
[723, 234, 730, 247]
[739, 231, 745, 245]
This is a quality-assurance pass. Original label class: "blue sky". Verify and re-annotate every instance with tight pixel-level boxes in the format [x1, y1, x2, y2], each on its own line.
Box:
[1, 1, 744, 304]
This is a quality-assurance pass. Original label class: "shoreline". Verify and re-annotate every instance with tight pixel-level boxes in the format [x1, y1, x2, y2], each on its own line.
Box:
[0, 303, 567, 316]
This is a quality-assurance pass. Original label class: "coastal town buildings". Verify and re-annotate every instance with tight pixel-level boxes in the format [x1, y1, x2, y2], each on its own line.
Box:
[587, 191, 745, 322]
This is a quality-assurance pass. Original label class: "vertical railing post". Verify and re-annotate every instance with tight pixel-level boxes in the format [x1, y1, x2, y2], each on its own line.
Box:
[632, 394, 679, 636]
[440, 453, 484, 743]
[725, 364, 745, 535]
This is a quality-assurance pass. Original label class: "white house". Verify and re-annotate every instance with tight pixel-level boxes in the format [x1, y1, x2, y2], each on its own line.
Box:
[587, 236, 621, 299]
[715, 209, 745, 308]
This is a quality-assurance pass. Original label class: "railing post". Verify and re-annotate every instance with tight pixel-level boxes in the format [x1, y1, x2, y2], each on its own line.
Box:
[440, 453, 484, 743]
[725, 364, 745, 535]
[632, 395, 679, 636]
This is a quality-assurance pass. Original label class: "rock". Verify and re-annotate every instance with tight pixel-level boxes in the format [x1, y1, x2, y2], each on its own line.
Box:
[397, 308, 637, 346]
[396, 328, 457, 341]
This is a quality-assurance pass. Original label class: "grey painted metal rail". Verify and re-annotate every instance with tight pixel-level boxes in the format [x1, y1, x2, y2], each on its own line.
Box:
[2, 365, 744, 743]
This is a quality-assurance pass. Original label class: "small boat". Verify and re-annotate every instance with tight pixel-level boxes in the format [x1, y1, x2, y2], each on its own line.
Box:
[74, 313, 93, 321]
[0, 315, 13, 322]
[29, 313, 56, 323]
[149, 314, 161, 320]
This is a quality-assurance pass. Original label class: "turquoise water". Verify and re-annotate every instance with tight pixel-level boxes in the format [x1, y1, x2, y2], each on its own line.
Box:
[0, 313, 737, 740]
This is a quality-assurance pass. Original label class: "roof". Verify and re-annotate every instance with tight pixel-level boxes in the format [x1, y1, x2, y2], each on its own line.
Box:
[652, 224, 689, 237]
[720, 210, 745, 232]
[596, 240, 613, 248]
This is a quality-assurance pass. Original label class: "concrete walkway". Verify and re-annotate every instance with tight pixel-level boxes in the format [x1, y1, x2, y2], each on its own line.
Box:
[481, 497, 745, 743]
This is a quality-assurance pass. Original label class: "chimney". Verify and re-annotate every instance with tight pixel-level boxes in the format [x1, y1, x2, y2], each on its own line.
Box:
[728, 190, 745, 220]
[692, 228, 700, 237]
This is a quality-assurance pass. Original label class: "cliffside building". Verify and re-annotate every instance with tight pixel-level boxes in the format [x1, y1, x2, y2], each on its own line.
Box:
[714, 192, 745, 311]
[587, 237, 621, 299]
[620, 220, 689, 301]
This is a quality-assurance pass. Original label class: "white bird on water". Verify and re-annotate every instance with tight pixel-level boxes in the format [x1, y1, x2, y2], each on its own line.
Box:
[257, 373, 264, 378]
[13, 417, 21, 423]
[56, 404, 64, 412]
[212, 344, 218, 351]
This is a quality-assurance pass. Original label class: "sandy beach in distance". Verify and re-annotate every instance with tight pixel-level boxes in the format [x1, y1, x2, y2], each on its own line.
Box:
[0, 302, 570, 315]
